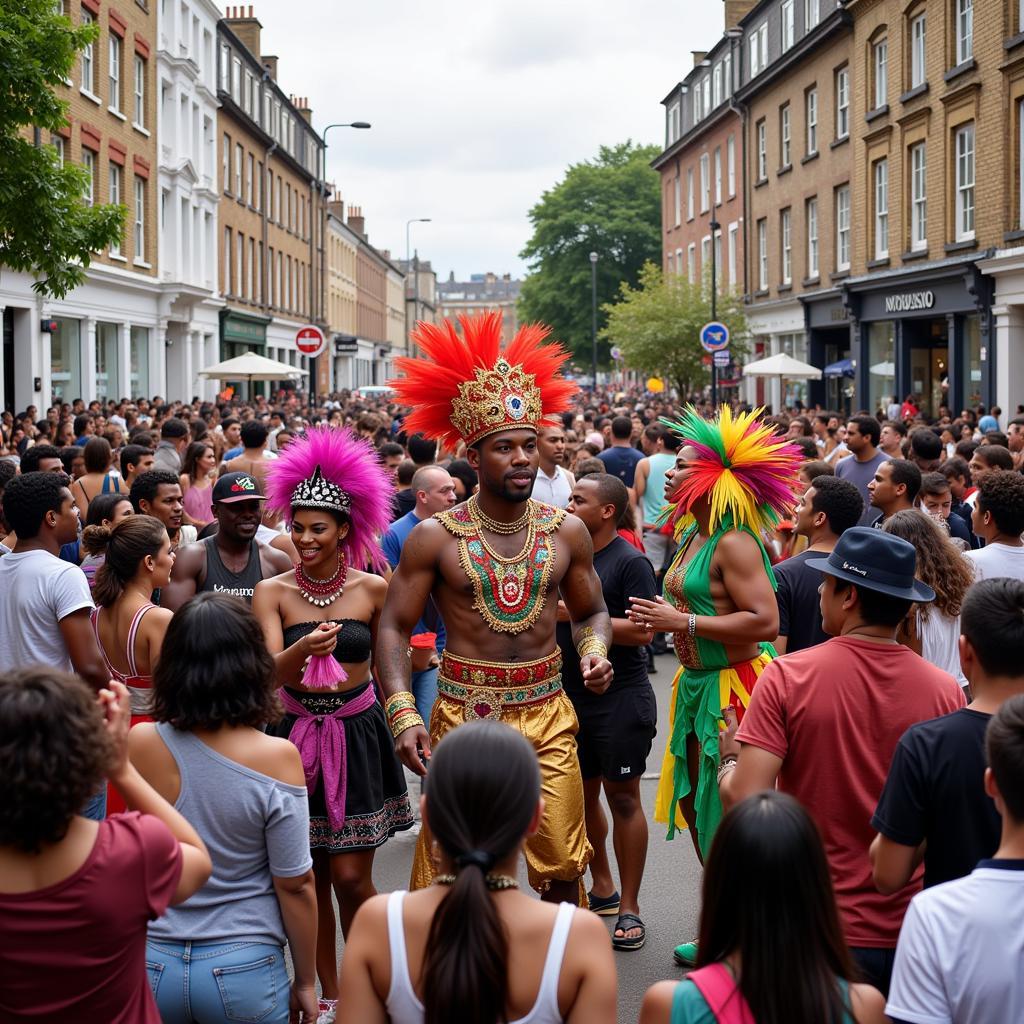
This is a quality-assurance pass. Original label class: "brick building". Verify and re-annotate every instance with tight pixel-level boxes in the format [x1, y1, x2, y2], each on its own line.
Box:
[215, 8, 326, 397]
[2, 0, 161, 411]
[436, 272, 522, 342]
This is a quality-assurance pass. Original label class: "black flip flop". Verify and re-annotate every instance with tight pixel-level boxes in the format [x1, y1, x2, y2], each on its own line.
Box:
[612, 912, 646, 951]
[587, 889, 620, 916]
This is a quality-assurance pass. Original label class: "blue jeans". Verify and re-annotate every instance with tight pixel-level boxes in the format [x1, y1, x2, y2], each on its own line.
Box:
[146, 939, 290, 1023]
[82, 786, 107, 821]
[411, 665, 438, 725]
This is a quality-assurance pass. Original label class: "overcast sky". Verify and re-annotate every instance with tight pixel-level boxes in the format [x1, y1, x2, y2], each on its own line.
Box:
[244, 0, 723, 281]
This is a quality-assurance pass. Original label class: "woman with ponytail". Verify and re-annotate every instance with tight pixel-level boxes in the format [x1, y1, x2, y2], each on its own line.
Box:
[338, 720, 616, 1024]
[78, 492, 134, 590]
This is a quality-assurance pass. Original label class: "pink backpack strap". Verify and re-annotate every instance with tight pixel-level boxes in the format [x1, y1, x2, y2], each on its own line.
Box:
[686, 964, 755, 1024]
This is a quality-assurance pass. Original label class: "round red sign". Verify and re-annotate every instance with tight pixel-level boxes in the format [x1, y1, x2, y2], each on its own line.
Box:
[295, 325, 326, 359]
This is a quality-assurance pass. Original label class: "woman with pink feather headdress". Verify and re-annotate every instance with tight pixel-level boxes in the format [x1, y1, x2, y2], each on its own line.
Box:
[252, 425, 413, 1021]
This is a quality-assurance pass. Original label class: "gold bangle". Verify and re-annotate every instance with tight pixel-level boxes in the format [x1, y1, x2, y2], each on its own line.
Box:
[388, 709, 425, 739]
[385, 690, 417, 716]
[576, 628, 609, 660]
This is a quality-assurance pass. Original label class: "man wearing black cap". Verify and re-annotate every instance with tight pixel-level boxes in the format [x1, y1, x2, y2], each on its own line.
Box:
[162, 471, 291, 610]
[717, 527, 965, 996]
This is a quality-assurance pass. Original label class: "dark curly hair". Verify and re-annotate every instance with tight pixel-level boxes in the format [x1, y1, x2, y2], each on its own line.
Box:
[151, 592, 282, 730]
[0, 669, 112, 853]
[2, 471, 70, 538]
[978, 470, 1024, 537]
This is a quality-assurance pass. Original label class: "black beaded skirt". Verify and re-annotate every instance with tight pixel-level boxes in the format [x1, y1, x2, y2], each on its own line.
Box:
[268, 681, 414, 854]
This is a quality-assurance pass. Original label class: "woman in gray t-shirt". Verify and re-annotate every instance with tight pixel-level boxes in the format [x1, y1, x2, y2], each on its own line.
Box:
[130, 593, 318, 1024]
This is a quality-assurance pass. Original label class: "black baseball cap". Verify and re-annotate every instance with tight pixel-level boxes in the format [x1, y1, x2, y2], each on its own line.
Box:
[806, 526, 935, 602]
[212, 471, 265, 504]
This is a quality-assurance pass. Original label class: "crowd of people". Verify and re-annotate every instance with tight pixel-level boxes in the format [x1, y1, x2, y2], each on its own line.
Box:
[1, 312, 1023, 1024]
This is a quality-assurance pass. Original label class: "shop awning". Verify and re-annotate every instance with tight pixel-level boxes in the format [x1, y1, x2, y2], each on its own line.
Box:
[823, 358, 855, 378]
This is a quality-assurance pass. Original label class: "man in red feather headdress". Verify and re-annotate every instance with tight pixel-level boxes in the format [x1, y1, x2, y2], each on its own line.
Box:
[378, 312, 613, 906]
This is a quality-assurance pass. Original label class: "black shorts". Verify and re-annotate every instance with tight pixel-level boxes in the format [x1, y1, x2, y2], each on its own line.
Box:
[568, 683, 657, 782]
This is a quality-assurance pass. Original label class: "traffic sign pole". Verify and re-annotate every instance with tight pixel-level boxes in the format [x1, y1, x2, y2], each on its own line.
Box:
[295, 325, 327, 410]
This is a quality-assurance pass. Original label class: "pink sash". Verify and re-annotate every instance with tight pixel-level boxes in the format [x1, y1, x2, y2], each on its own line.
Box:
[687, 964, 755, 1024]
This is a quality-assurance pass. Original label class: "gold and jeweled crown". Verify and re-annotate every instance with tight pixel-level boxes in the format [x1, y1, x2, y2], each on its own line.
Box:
[450, 358, 544, 446]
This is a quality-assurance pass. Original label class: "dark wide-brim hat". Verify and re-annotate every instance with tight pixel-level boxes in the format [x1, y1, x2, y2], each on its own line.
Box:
[807, 526, 936, 602]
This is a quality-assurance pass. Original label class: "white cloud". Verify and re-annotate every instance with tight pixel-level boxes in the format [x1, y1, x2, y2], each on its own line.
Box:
[239, 0, 723, 278]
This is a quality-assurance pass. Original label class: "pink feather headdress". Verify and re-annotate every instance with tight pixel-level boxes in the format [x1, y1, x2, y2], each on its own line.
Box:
[265, 425, 391, 573]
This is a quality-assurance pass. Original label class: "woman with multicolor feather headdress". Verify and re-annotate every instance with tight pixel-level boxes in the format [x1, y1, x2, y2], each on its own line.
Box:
[626, 405, 801, 966]
[252, 426, 414, 1017]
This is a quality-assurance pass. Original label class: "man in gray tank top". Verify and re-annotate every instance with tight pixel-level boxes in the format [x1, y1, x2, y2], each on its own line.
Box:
[161, 472, 292, 610]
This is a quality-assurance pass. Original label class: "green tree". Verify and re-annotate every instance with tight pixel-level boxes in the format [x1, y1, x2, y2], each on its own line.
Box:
[0, 1, 124, 298]
[518, 141, 661, 368]
[601, 263, 749, 398]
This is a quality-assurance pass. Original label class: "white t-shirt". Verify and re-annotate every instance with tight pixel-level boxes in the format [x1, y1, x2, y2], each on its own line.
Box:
[0, 550, 93, 674]
[532, 466, 573, 509]
[887, 861, 1024, 1024]
[963, 543, 1024, 582]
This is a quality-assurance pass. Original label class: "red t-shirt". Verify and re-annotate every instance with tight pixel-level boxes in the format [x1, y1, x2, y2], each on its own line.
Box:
[735, 636, 965, 948]
[0, 812, 182, 1022]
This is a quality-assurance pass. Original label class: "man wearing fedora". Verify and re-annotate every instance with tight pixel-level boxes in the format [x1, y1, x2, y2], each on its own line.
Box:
[717, 527, 965, 997]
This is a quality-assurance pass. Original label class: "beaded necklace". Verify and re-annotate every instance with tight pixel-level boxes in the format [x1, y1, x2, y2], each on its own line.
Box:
[294, 552, 348, 607]
[436, 499, 565, 635]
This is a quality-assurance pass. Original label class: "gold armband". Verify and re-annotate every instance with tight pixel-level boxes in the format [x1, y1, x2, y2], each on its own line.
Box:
[576, 626, 609, 660]
[385, 691, 425, 739]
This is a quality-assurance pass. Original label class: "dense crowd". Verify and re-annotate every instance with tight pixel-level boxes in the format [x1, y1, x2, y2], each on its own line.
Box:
[1, 370, 1023, 1024]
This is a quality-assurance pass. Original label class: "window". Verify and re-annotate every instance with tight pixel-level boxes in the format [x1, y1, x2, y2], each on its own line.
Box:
[727, 134, 736, 195]
[749, 22, 768, 76]
[713, 63, 723, 108]
[82, 148, 95, 205]
[236, 232, 244, 298]
[874, 39, 888, 108]
[81, 10, 95, 93]
[133, 56, 145, 126]
[757, 219, 768, 290]
[714, 147, 722, 204]
[836, 66, 849, 139]
[956, 0, 972, 65]
[687, 243, 696, 282]
[807, 197, 819, 277]
[268, 246, 275, 305]
[910, 14, 926, 88]
[673, 175, 681, 226]
[108, 34, 121, 111]
[246, 153, 254, 206]
[874, 159, 889, 258]
[700, 153, 710, 211]
[780, 104, 791, 166]
[782, 0, 795, 49]
[108, 163, 122, 255]
[231, 56, 241, 104]
[836, 185, 850, 269]
[805, 0, 818, 30]
[248, 237, 255, 300]
[757, 119, 767, 179]
[234, 143, 242, 197]
[806, 87, 818, 154]
[675, 247, 683, 278]
[256, 160, 263, 211]
[52, 134, 64, 166]
[133, 176, 145, 259]
[702, 236, 711, 276]
[222, 134, 230, 193]
[910, 142, 927, 250]
[223, 227, 232, 294]
[667, 101, 680, 145]
[955, 123, 975, 240]
[218, 42, 230, 92]
[686, 168, 694, 219]
[781, 208, 792, 284]
[728, 223, 738, 286]
[723, 52, 732, 96]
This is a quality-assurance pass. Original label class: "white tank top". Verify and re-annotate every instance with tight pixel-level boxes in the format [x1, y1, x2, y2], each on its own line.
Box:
[384, 890, 576, 1024]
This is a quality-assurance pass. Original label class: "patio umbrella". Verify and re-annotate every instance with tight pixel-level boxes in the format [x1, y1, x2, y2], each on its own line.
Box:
[823, 358, 855, 378]
[741, 352, 823, 380]
[198, 353, 306, 382]
[870, 361, 896, 377]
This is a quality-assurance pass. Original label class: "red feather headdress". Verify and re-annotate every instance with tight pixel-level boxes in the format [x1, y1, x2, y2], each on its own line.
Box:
[390, 312, 577, 448]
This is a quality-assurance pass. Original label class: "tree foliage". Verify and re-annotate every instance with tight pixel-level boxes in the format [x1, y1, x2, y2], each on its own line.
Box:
[518, 141, 661, 367]
[0, 1, 124, 298]
[601, 263, 749, 398]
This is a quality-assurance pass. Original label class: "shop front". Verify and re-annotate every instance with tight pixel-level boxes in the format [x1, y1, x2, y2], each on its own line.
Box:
[803, 289, 853, 414]
[843, 258, 992, 418]
[218, 308, 271, 400]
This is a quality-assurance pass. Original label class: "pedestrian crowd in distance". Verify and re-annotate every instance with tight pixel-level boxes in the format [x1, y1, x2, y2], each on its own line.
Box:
[1, 383, 1024, 1024]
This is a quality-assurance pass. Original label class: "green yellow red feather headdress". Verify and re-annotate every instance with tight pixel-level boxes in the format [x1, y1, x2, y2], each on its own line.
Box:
[390, 312, 576, 448]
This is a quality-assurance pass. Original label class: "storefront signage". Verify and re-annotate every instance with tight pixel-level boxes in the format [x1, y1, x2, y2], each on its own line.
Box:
[884, 290, 934, 314]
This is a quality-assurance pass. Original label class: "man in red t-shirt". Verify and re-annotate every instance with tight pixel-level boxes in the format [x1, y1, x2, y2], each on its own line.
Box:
[718, 527, 965, 997]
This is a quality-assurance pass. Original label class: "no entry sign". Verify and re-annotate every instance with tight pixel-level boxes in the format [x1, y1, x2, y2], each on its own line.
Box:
[295, 324, 326, 359]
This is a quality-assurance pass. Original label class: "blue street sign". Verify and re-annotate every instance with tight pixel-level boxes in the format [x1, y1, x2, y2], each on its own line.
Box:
[700, 321, 730, 353]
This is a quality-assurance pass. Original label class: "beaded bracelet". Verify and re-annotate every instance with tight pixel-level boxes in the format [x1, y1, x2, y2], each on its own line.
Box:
[385, 691, 425, 739]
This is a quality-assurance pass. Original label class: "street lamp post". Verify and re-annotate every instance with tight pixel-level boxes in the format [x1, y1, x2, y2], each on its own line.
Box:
[590, 251, 598, 390]
[406, 218, 431, 356]
[709, 218, 720, 407]
[317, 121, 371, 405]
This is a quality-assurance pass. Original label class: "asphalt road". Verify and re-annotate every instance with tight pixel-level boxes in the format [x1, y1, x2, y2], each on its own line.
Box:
[330, 650, 700, 1024]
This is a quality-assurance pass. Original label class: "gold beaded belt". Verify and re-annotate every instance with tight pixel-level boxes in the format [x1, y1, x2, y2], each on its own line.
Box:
[438, 650, 563, 722]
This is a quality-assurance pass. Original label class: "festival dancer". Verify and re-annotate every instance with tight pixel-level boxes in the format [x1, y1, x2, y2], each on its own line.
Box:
[252, 426, 413, 1023]
[378, 311, 614, 908]
[626, 406, 800, 966]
